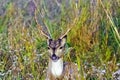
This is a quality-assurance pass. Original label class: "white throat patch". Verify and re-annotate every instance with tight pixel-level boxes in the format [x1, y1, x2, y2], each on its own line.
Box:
[51, 59, 63, 77]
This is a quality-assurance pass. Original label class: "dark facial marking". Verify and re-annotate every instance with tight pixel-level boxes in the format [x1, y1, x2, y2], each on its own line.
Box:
[48, 39, 62, 49]
[50, 53, 60, 61]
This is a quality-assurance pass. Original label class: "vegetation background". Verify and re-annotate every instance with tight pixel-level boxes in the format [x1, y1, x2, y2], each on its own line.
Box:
[0, 0, 120, 80]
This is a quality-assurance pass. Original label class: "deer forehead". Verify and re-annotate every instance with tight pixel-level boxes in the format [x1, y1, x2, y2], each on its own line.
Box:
[48, 39, 62, 48]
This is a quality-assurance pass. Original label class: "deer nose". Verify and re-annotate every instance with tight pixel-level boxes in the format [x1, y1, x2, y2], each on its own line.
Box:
[51, 54, 57, 60]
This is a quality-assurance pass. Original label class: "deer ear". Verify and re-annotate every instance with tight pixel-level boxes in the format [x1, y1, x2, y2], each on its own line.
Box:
[47, 39, 52, 45]
[61, 35, 67, 45]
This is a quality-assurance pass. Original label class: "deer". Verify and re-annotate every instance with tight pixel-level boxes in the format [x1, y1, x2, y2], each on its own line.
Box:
[44, 29, 80, 80]
[34, 6, 80, 80]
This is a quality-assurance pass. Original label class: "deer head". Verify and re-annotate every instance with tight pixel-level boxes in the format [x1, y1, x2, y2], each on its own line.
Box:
[47, 34, 67, 62]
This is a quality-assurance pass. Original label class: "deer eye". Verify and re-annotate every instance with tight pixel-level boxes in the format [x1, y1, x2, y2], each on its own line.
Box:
[59, 46, 63, 49]
[47, 47, 50, 49]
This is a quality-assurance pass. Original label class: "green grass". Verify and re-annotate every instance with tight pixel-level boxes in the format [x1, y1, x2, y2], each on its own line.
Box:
[0, 0, 120, 80]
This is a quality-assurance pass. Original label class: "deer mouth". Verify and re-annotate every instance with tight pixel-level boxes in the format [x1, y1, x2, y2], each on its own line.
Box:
[50, 54, 60, 62]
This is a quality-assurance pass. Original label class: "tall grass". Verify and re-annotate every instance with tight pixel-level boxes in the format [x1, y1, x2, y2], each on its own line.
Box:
[0, 0, 120, 80]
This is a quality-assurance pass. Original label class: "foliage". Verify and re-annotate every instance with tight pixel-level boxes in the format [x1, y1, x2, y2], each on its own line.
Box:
[0, 0, 120, 80]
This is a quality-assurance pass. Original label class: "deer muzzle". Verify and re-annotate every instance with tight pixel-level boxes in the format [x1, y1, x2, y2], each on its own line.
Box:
[50, 54, 60, 61]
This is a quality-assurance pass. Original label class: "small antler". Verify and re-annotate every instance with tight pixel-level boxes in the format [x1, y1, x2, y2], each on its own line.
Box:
[60, 28, 71, 39]
[34, 0, 51, 39]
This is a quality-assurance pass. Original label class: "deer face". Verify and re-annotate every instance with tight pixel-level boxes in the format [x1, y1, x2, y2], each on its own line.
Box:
[47, 35, 67, 62]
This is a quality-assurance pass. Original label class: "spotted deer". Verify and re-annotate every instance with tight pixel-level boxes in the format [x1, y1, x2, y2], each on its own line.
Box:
[35, 9, 80, 80]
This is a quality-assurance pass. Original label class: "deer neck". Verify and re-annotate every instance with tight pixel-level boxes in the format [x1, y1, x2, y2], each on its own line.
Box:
[49, 58, 63, 77]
